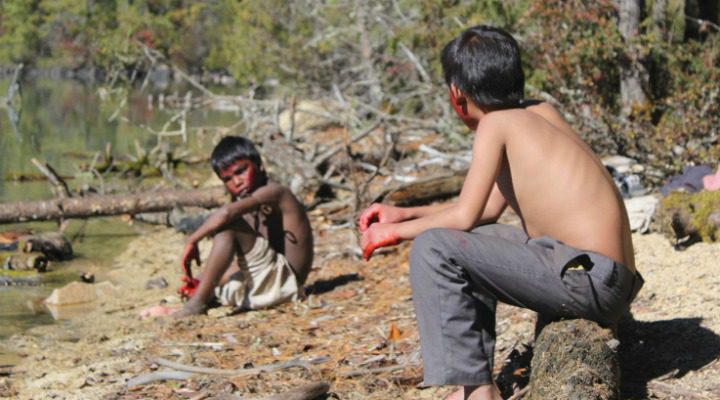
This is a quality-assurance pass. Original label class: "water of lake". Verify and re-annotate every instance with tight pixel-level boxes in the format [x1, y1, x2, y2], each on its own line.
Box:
[0, 77, 240, 360]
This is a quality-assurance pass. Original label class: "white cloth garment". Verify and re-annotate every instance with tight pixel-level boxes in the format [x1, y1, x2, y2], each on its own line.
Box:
[215, 236, 300, 310]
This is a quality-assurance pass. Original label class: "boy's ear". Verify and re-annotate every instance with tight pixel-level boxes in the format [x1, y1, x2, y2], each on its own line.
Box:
[448, 84, 478, 131]
[449, 83, 465, 102]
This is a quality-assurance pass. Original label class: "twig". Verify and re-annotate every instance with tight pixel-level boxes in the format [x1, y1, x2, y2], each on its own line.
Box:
[398, 42, 431, 82]
[342, 361, 420, 378]
[313, 120, 382, 168]
[31, 158, 72, 200]
[685, 16, 720, 32]
[357, 123, 394, 203]
[3, 63, 23, 106]
[287, 95, 296, 142]
[126, 370, 194, 388]
[648, 380, 716, 400]
[153, 355, 330, 377]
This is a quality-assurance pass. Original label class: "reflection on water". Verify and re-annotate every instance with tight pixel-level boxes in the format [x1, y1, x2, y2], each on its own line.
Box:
[0, 78, 238, 202]
[0, 218, 139, 341]
[0, 78, 237, 353]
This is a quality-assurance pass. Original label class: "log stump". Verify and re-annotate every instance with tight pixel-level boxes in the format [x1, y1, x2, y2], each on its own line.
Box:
[527, 319, 620, 400]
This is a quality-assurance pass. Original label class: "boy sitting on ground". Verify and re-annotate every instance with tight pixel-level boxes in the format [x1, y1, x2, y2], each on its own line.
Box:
[358, 25, 643, 400]
[142, 136, 313, 318]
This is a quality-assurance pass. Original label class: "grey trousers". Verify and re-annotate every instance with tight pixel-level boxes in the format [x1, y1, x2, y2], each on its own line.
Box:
[408, 224, 643, 386]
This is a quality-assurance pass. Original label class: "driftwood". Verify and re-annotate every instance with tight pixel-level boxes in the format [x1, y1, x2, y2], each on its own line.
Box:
[527, 319, 620, 400]
[379, 169, 466, 206]
[22, 232, 73, 261]
[0, 187, 228, 224]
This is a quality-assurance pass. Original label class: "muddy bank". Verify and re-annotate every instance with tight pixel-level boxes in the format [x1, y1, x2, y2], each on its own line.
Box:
[1, 222, 719, 399]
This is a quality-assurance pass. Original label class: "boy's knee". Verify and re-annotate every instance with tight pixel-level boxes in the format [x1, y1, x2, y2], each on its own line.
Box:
[410, 228, 454, 268]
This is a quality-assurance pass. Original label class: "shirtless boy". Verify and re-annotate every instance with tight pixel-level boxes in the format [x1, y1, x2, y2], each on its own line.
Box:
[142, 136, 313, 318]
[358, 25, 643, 400]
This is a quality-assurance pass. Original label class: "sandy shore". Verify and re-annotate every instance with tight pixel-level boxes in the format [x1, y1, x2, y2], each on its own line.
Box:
[1, 222, 719, 399]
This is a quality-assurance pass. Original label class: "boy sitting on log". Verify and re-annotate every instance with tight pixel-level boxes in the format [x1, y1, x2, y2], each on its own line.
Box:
[358, 25, 644, 400]
[142, 136, 313, 318]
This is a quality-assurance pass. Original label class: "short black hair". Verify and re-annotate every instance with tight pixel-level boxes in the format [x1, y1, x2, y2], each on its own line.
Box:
[441, 25, 524, 109]
[210, 136, 263, 175]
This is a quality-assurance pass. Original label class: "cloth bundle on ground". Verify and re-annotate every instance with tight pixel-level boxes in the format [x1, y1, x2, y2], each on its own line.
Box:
[660, 165, 714, 196]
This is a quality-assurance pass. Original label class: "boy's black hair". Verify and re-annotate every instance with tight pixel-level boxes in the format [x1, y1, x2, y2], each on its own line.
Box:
[441, 25, 524, 110]
[210, 136, 263, 175]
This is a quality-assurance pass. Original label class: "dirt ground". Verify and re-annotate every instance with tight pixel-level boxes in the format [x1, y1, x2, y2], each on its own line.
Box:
[1, 212, 719, 399]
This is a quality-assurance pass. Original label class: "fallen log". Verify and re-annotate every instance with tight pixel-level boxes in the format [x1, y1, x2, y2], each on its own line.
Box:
[0, 187, 228, 224]
[527, 319, 620, 400]
[377, 169, 466, 206]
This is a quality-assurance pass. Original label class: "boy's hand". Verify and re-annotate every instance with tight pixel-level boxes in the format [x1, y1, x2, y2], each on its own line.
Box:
[361, 223, 401, 260]
[358, 204, 404, 232]
[178, 276, 200, 299]
[181, 242, 201, 277]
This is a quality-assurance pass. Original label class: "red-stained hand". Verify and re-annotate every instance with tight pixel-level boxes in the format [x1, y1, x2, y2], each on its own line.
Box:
[177, 276, 200, 299]
[358, 204, 404, 232]
[179, 242, 201, 300]
[361, 223, 401, 261]
[180, 242, 201, 279]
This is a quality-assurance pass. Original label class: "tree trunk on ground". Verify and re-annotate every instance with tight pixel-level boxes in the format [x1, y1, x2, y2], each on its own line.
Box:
[618, 0, 648, 116]
[527, 319, 620, 400]
[0, 187, 228, 224]
[377, 169, 466, 206]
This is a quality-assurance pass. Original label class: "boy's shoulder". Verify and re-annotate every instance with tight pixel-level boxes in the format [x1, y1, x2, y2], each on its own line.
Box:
[481, 101, 568, 136]
[251, 180, 295, 202]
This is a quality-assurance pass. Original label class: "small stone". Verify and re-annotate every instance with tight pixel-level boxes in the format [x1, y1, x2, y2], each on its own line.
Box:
[144, 277, 169, 290]
[606, 338, 620, 351]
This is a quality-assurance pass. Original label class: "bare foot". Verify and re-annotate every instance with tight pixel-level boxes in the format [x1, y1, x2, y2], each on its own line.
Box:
[445, 387, 464, 400]
[139, 305, 180, 319]
[464, 384, 503, 400]
[446, 384, 503, 400]
[171, 301, 206, 318]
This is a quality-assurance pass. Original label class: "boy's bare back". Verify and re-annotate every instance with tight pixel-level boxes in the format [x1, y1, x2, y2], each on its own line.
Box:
[484, 102, 635, 271]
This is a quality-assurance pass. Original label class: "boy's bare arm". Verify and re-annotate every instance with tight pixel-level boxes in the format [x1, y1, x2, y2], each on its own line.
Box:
[359, 184, 506, 231]
[394, 118, 506, 238]
[361, 118, 506, 258]
[186, 195, 261, 245]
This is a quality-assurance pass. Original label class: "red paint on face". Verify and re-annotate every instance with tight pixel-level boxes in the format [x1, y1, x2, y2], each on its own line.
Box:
[449, 88, 479, 131]
[219, 159, 260, 197]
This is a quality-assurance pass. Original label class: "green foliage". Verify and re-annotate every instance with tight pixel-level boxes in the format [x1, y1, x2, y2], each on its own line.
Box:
[523, 1, 624, 109]
[520, 0, 719, 176]
[0, 0, 718, 180]
[0, 0, 46, 63]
